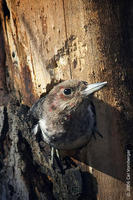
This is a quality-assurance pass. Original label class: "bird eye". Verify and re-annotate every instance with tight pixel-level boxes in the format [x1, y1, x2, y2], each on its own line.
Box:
[63, 88, 72, 95]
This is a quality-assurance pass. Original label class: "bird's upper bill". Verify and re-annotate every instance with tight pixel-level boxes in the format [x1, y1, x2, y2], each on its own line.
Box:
[82, 82, 107, 96]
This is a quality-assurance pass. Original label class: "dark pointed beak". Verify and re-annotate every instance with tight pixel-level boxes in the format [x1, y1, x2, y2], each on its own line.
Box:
[82, 82, 107, 96]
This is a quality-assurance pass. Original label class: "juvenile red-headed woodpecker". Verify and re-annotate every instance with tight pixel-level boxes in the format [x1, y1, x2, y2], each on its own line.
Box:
[29, 80, 107, 167]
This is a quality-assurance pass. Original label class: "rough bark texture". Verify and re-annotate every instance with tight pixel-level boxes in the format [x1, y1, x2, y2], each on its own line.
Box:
[0, 101, 87, 200]
[0, 0, 133, 199]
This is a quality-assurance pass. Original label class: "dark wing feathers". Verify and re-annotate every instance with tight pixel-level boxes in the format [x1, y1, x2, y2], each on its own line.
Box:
[28, 96, 46, 135]
[28, 96, 46, 120]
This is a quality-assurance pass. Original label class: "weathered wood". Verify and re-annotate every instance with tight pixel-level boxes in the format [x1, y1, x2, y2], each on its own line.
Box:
[0, 0, 133, 199]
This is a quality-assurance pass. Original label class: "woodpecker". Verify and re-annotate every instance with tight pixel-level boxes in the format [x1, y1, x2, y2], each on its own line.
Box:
[29, 80, 107, 165]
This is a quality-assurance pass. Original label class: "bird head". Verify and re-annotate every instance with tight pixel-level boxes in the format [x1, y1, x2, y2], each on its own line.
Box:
[45, 80, 107, 114]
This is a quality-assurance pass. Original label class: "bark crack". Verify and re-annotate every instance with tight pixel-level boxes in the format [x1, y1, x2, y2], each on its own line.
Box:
[62, 0, 73, 79]
[2, 0, 10, 19]
[0, 106, 9, 156]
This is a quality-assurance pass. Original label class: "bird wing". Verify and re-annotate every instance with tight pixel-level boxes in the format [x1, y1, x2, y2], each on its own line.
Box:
[28, 96, 46, 135]
[28, 96, 46, 119]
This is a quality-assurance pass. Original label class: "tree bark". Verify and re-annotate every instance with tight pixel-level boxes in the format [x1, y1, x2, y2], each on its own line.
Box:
[0, 0, 133, 199]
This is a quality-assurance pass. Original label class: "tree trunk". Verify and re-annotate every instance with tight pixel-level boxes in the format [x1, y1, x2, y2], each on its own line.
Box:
[0, 0, 133, 199]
